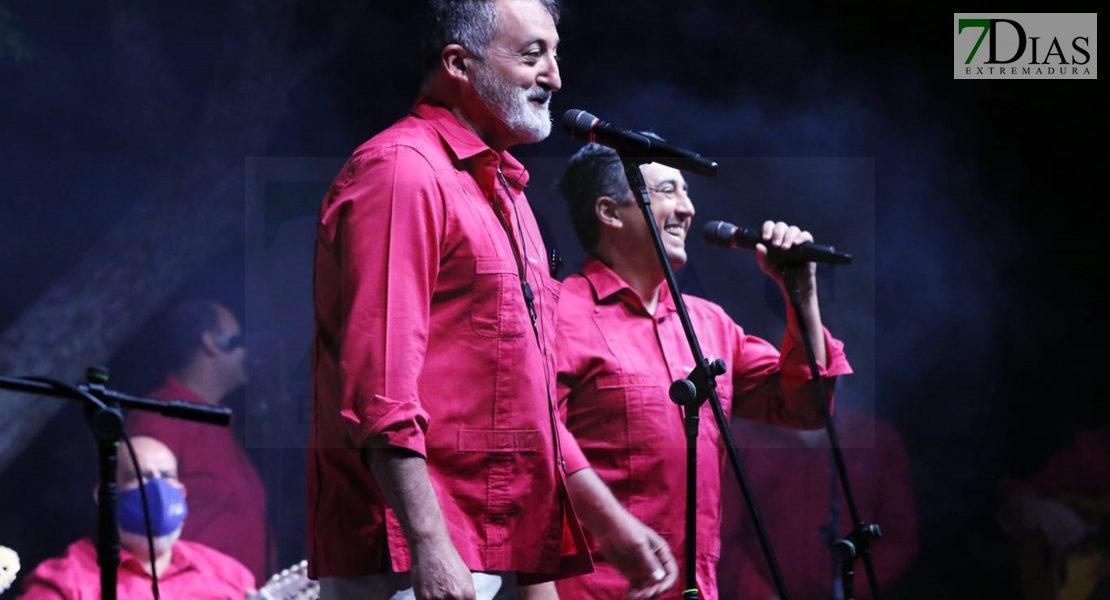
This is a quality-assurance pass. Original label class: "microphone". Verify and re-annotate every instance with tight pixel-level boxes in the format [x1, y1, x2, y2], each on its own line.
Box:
[561, 109, 719, 177]
[703, 220, 852, 265]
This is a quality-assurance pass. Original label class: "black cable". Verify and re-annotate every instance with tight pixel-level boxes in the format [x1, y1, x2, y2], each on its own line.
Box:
[120, 432, 162, 600]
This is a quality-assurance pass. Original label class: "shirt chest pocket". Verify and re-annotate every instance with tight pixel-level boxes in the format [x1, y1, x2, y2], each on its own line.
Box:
[595, 373, 677, 451]
[471, 257, 528, 338]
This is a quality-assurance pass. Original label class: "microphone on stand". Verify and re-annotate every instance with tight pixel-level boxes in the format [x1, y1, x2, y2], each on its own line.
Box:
[561, 109, 719, 177]
[703, 220, 852, 265]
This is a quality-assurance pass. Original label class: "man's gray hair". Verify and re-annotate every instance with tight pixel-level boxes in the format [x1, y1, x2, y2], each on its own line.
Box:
[420, 0, 561, 74]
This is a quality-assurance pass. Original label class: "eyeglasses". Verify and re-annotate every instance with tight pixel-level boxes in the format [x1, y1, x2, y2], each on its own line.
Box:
[214, 333, 245, 352]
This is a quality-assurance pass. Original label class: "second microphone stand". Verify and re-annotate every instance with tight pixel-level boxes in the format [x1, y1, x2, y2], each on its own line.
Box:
[778, 276, 883, 600]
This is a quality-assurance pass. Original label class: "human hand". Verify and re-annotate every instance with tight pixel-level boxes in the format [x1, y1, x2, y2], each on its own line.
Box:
[754, 220, 817, 290]
[999, 494, 1094, 555]
[593, 513, 678, 600]
[1031, 498, 1095, 555]
[410, 537, 476, 600]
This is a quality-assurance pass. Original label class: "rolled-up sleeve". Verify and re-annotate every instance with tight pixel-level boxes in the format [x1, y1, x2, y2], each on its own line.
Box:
[553, 317, 592, 476]
[730, 325, 853, 428]
[317, 145, 445, 455]
[556, 415, 591, 475]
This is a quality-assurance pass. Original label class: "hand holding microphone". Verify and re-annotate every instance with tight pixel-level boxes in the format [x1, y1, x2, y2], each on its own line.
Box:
[703, 220, 852, 265]
[704, 219, 851, 294]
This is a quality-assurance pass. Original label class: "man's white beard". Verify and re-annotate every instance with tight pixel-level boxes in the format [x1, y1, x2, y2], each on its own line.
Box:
[472, 64, 552, 144]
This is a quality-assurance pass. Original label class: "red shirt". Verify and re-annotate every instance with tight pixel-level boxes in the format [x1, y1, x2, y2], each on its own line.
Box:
[19, 537, 254, 600]
[126, 376, 268, 584]
[553, 259, 853, 600]
[308, 96, 591, 582]
[1001, 425, 1110, 498]
[718, 407, 918, 600]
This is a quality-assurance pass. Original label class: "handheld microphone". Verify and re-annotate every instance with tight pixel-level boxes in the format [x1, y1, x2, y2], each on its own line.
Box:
[561, 109, 719, 177]
[703, 220, 852, 265]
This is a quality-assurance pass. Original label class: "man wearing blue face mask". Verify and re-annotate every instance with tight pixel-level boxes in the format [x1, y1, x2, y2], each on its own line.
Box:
[19, 436, 256, 599]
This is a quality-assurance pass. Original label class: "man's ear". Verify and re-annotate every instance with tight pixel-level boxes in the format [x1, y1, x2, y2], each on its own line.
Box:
[200, 330, 222, 357]
[441, 43, 472, 82]
[596, 196, 625, 229]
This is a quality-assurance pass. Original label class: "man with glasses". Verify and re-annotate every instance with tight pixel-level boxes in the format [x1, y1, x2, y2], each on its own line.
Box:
[126, 298, 268, 586]
[543, 143, 853, 599]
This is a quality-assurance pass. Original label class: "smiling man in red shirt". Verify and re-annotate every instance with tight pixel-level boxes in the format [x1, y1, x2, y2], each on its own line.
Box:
[308, 2, 677, 599]
[545, 143, 852, 600]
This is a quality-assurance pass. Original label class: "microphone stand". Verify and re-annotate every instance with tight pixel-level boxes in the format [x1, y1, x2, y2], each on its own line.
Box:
[0, 367, 232, 600]
[778, 275, 883, 600]
[620, 159, 791, 600]
[820, 448, 842, 600]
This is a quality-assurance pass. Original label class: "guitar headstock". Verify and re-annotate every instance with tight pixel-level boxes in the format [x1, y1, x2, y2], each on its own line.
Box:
[253, 560, 318, 600]
[0, 545, 20, 594]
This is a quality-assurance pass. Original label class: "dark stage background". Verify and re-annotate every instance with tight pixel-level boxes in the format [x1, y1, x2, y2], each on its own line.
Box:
[0, 1, 1101, 598]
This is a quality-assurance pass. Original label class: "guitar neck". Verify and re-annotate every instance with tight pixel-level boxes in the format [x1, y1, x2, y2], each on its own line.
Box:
[248, 560, 317, 600]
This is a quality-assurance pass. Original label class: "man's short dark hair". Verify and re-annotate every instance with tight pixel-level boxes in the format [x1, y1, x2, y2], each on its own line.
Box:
[558, 143, 633, 254]
[420, 0, 561, 75]
[161, 298, 222, 371]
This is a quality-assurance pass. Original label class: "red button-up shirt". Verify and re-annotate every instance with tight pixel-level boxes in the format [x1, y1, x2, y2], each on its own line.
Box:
[1001, 425, 1110, 499]
[554, 258, 852, 600]
[718, 407, 918, 600]
[308, 96, 591, 582]
[19, 537, 255, 600]
[126, 376, 268, 584]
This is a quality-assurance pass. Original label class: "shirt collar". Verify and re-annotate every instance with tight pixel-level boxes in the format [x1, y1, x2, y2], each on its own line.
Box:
[118, 541, 197, 579]
[581, 257, 676, 317]
[410, 95, 529, 190]
[156, 375, 208, 405]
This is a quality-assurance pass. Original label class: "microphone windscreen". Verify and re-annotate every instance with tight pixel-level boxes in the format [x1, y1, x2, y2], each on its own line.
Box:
[562, 109, 598, 140]
[702, 220, 737, 248]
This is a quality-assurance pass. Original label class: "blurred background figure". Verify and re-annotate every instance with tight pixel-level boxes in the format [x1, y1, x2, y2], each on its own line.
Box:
[18, 436, 255, 599]
[124, 298, 269, 584]
[718, 401, 918, 600]
[997, 425, 1110, 600]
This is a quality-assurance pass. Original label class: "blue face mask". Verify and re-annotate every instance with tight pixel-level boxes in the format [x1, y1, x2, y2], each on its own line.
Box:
[117, 478, 188, 537]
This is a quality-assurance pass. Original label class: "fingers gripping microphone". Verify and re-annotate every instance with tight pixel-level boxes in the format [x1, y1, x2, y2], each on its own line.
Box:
[561, 109, 719, 177]
[703, 220, 852, 265]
